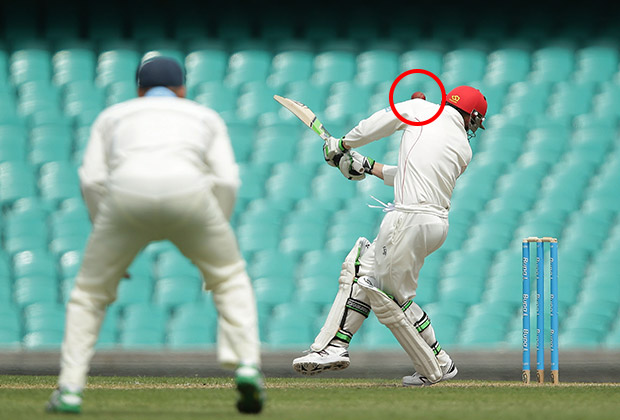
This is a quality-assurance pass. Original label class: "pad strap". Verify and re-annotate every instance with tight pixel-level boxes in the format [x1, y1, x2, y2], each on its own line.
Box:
[345, 298, 371, 318]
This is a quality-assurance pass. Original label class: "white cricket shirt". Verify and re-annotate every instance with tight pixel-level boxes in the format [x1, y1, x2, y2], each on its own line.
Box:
[344, 99, 472, 217]
[79, 90, 239, 220]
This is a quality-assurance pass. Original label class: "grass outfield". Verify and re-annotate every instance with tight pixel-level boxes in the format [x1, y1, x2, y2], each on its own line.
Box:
[1, 375, 620, 420]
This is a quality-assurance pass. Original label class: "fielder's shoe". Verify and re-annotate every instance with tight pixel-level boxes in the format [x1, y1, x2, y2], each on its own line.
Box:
[45, 386, 83, 414]
[235, 364, 266, 414]
[402, 361, 458, 387]
[292, 345, 350, 375]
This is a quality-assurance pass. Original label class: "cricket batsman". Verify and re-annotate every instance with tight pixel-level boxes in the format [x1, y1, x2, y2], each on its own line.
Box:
[293, 86, 487, 386]
[46, 57, 265, 413]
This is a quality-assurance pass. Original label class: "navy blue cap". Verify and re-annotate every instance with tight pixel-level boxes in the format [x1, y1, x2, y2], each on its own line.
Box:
[136, 56, 185, 88]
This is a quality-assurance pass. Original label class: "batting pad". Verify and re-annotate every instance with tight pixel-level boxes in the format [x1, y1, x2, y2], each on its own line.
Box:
[311, 237, 371, 351]
[357, 277, 442, 383]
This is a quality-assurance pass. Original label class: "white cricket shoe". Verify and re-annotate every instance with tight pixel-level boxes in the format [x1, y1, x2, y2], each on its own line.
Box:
[402, 361, 458, 386]
[292, 345, 350, 375]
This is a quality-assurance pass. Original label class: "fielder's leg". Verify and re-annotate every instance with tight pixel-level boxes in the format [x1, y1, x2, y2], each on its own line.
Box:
[167, 189, 264, 413]
[292, 237, 372, 375]
[49, 194, 152, 413]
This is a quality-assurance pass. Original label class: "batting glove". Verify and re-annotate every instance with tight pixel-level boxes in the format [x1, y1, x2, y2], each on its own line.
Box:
[323, 136, 347, 167]
[339, 150, 375, 181]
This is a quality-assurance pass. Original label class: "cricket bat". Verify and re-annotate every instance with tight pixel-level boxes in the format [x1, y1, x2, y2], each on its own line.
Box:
[273, 95, 332, 141]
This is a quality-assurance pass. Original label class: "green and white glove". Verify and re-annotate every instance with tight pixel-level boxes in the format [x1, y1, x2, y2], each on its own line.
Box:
[323, 136, 347, 167]
[339, 150, 375, 181]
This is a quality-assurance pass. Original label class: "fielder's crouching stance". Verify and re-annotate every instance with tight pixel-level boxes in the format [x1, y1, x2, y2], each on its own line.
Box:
[47, 57, 264, 414]
[293, 86, 488, 386]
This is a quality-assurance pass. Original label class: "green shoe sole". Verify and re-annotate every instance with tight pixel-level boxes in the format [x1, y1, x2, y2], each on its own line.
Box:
[236, 377, 265, 414]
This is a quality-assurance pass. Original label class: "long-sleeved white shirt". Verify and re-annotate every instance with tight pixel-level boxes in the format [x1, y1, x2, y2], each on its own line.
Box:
[79, 94, 239, 221]
[344, 99, 472, 217]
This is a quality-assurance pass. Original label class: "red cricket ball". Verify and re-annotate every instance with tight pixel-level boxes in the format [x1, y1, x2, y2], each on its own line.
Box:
[411, 91, 426, 100]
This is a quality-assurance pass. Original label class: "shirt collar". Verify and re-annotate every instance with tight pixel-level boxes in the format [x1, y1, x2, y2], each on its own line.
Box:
[144, 87, 178, 97]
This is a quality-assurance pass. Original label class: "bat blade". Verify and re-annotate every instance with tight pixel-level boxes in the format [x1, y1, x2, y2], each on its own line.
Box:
[273, 95, 332, 140]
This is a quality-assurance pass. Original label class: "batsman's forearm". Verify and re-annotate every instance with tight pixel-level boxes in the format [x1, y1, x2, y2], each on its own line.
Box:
[371, 162, 385, 180]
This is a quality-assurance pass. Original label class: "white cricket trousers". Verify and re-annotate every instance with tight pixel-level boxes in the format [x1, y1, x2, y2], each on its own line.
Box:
[58, 187, 260, 388]
[359, 210, 448, 304]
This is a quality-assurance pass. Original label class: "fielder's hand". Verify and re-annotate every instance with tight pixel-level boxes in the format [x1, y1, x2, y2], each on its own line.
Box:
[339, 150, 375, 181]
[323, 136, 347, 167]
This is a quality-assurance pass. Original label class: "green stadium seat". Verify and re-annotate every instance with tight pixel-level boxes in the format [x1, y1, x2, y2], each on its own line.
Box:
[251, 124, 300, 164]
[38, 161, 81, 206]
[225, 50, 272, 87]
[574, 46, 619, 82]
[442, 49, 487, 86]
[0, 305, 21, 335]
[23, 302, 65, 333]
[360, 314, 401, 349]
[156, 250, 201, 282]
[324, 81, 372, 121]
[119, 328, 165, 349]
[96, 50, 141, 86]
[0, 124, 28, 163]
[267, 51, 314, 89]
[547, 81, 596, 117]
[592, 82, 620, 115]
[122, 302, 168, 331]
[237, 206, 284, 236]
[253, 277, 296, 306]
[10, 49, 52, 86]
[312, 51, 356, 86]
[185, 49, 228, 88]
[23, 330, 64, 349]
[60, 277, 75, 303]
[265, 302, 317, 347]
[105, 81, 138, 106]
[559, 328, 603, 348]
[437, 276, 485, 307]
[236, 82, 280, 122]
[52, 49, 96, 85]
[295, 196, 342, 215]
[283, 81, 329, 113]
[400, 49, 443, 77]
[502, 81, 552, 118]
[153, 277, 202, 308]
[458, 313, 509, 347]
[355, 50, 399, 86]
[325, 222, 377, 254]
[604, 327, 620, 348]
[265, 162, 315, 201]
[420, 312, 461, 347]
[296, 250, 342, 285]
[485, 48, 531, 84]
[193, 82, 237, 114]
[62, 81, 105, 118]
[569, 127, 614, 163]
[59, 250, 81, 280]
[169, 300, 217, 333]
[441, 250, 492, 279]
[13, 250, 56, 279]
[237, 223, 281, 254]
[114, 277, 153, 306]
[311, 167, 358, 204]
[0, 329, 21, 348]
[248, 249, 296, 281]
[167, 326, 216, 349]
[13, 276, 58, 307]
[530, 46, 575, 83]
[280, 220, 326, 253]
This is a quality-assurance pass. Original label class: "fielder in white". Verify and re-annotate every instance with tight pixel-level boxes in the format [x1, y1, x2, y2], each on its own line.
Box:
[47, 57, 265, 414]
[293, 86, 488, 386]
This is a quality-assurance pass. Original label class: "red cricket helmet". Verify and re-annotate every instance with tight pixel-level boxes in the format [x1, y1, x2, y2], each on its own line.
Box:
[446, 86, 487, 133]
